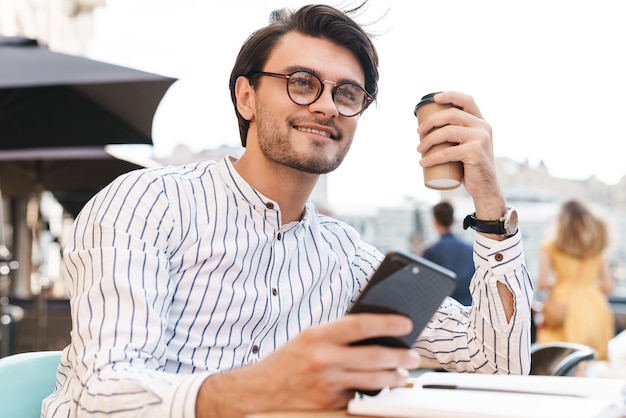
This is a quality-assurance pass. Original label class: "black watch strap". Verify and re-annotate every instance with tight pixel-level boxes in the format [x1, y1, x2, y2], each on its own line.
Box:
[463, 213, 506, 235]
[462, 207, 519, 237]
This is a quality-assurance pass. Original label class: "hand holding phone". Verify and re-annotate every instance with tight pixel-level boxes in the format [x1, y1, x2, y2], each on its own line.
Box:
[348, 251, 457, 348]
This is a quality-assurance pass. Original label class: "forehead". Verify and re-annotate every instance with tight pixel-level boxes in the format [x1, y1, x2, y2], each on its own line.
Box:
[264, 31, 365, 84]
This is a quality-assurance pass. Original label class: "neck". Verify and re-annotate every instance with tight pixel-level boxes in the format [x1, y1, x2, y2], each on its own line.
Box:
[233, 153, 318, 225]
[436, 224, 451, 236]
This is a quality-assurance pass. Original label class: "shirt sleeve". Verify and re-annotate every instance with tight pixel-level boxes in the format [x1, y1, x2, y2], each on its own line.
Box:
[45, 357, 211, 417]
[43, 169, 209, 417]
[414, 230, 533, 375]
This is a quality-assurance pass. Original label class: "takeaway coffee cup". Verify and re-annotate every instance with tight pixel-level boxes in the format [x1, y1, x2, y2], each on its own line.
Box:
[414, 92, 463, 190]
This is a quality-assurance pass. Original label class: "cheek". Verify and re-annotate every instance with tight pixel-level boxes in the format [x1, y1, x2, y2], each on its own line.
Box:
[262, 80, 292, 106]
[342, 136, 355, 154]
[256, 93, 295, 124]
[342, 119, 360, 142]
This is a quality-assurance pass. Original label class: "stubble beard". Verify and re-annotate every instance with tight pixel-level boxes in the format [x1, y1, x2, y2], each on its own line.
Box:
[256, 107, 351, 175]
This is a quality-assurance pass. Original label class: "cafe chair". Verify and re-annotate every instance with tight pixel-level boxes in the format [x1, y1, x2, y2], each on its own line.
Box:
[529, 342, 596, 376]
[0, 350, 62, 418]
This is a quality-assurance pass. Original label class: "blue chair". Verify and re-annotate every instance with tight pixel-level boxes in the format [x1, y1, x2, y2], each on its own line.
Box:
[0, 350, 62, 418]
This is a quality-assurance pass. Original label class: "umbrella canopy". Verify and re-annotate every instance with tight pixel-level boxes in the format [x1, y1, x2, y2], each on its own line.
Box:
[0, 147, 146, 195]
[0, 146, 153, 216]
[0, 35, 174, 212]
[0, 36, 177, 150]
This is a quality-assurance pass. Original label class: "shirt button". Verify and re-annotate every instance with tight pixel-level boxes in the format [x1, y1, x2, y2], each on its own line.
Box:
[252, 345, 259, 354]
[272, 288, 278, 296]
[495, 253, 504, 262]
[265, 202, 274, 209]
[277, 232, 282, 240]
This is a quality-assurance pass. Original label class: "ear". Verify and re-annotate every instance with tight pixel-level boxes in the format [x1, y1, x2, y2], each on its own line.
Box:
[235, 76, 255, 121]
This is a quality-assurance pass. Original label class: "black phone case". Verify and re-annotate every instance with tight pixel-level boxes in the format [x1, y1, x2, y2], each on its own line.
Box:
[348, 251, 457, 348]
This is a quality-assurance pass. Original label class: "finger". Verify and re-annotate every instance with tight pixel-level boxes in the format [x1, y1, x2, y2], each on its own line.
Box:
[329, 313, 413, 345]
[418, 114, 492, 153]
[342, 368, 413, 393]
[338, 344, 421, 371]
[416, 104, 485, 141]
[434, 90, 483, 118]
[419, 131, 491, 170]
[416, 106, 457, 139]
[417, 123, 471, 159]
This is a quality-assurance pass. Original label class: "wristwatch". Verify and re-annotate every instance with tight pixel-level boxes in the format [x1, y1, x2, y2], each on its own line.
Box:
[463, 206, 519, 238]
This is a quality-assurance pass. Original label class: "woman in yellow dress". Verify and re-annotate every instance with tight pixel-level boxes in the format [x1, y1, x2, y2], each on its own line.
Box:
[536, 200, 615, 360]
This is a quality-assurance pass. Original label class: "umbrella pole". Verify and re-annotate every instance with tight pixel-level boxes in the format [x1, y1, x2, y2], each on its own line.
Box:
[27, 191, 47, 351]
[0, 180, 18, 357]
[0, 269, 11, 357]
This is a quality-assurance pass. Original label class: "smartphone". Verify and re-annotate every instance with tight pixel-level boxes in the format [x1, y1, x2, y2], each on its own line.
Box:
[348, 250, 457, 349]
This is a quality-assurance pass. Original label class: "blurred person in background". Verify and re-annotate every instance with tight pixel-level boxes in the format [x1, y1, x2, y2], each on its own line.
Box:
[423, 201, 475, 306]
[537, 199, 615, 360]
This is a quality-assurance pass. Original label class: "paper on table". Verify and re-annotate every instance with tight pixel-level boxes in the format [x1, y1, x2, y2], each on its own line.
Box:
[347, 372, 626, 418]
[413, 372, 626, 408]
[347, 387, 620, 418]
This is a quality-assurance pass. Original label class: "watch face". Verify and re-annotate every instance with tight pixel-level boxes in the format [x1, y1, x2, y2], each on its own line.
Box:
[505, 208, 519, 235]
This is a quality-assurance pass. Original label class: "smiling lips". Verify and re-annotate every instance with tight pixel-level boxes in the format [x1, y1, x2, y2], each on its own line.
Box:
[296, 126, 335, 139]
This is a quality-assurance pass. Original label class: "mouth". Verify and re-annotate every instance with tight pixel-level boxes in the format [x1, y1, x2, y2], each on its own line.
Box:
[294, 125, 337, 140]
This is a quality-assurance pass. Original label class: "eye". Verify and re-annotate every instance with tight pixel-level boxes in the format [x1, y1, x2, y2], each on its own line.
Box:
[288, 72, 319, 94]
[335, 84, 361, 105]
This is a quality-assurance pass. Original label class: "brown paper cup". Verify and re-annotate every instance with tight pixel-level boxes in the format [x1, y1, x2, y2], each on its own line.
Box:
[414, 93, 463, 190]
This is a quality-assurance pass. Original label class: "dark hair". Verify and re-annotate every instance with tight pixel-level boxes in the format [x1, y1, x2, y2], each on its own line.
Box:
[433, 201, 454, 228]
[228, 2, 379, 147]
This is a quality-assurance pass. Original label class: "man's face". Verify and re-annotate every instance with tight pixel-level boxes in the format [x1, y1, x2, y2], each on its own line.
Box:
[249, 32, 366, 174]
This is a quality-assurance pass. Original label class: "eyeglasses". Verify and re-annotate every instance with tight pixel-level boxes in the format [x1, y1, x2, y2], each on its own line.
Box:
[250, 70, 373, 117]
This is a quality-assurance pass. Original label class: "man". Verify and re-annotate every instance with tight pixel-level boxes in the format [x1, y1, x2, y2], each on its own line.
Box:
[423, 201, 475, 306]
[43, 3, 532, 417]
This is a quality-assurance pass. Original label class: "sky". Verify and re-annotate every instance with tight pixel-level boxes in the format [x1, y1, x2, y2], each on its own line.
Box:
[87, 0, 626, 210]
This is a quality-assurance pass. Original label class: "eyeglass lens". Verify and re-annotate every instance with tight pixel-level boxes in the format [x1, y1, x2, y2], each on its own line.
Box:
[287, 71, 368, 116]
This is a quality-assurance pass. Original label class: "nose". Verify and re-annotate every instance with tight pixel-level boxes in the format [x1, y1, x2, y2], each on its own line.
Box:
[308, 80, 339, 118]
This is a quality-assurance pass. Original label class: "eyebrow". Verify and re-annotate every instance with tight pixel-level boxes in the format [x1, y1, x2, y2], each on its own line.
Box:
[278, 65, 366, 89]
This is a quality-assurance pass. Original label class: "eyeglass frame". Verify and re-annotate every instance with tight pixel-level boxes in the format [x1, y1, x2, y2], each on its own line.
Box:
[247, 70, 374, 117]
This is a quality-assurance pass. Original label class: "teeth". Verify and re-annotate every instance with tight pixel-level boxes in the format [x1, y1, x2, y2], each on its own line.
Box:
[297, 127, 331, 138]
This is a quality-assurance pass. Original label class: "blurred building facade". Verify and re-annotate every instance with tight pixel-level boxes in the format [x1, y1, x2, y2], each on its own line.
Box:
[0, 0, 104, 53]
[334, 157, 626, 290]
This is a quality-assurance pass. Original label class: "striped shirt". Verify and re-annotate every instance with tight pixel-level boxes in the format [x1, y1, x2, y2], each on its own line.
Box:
[43, 157, 533, 417]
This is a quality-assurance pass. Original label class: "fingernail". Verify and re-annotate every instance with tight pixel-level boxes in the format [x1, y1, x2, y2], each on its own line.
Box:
[402, 318, 413, 332]
[409, 351, 421, 367]
[397, 367, 409, 377]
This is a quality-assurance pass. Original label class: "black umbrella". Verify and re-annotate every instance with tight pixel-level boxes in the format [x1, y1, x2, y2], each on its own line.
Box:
[0, 36, 177, 150]
[0, 146, 147, 194]
[0, 146, 152, 216]
[0, 36, 175, 202]
[0, 35, 174, 221]
[0, 38, 175, 353]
